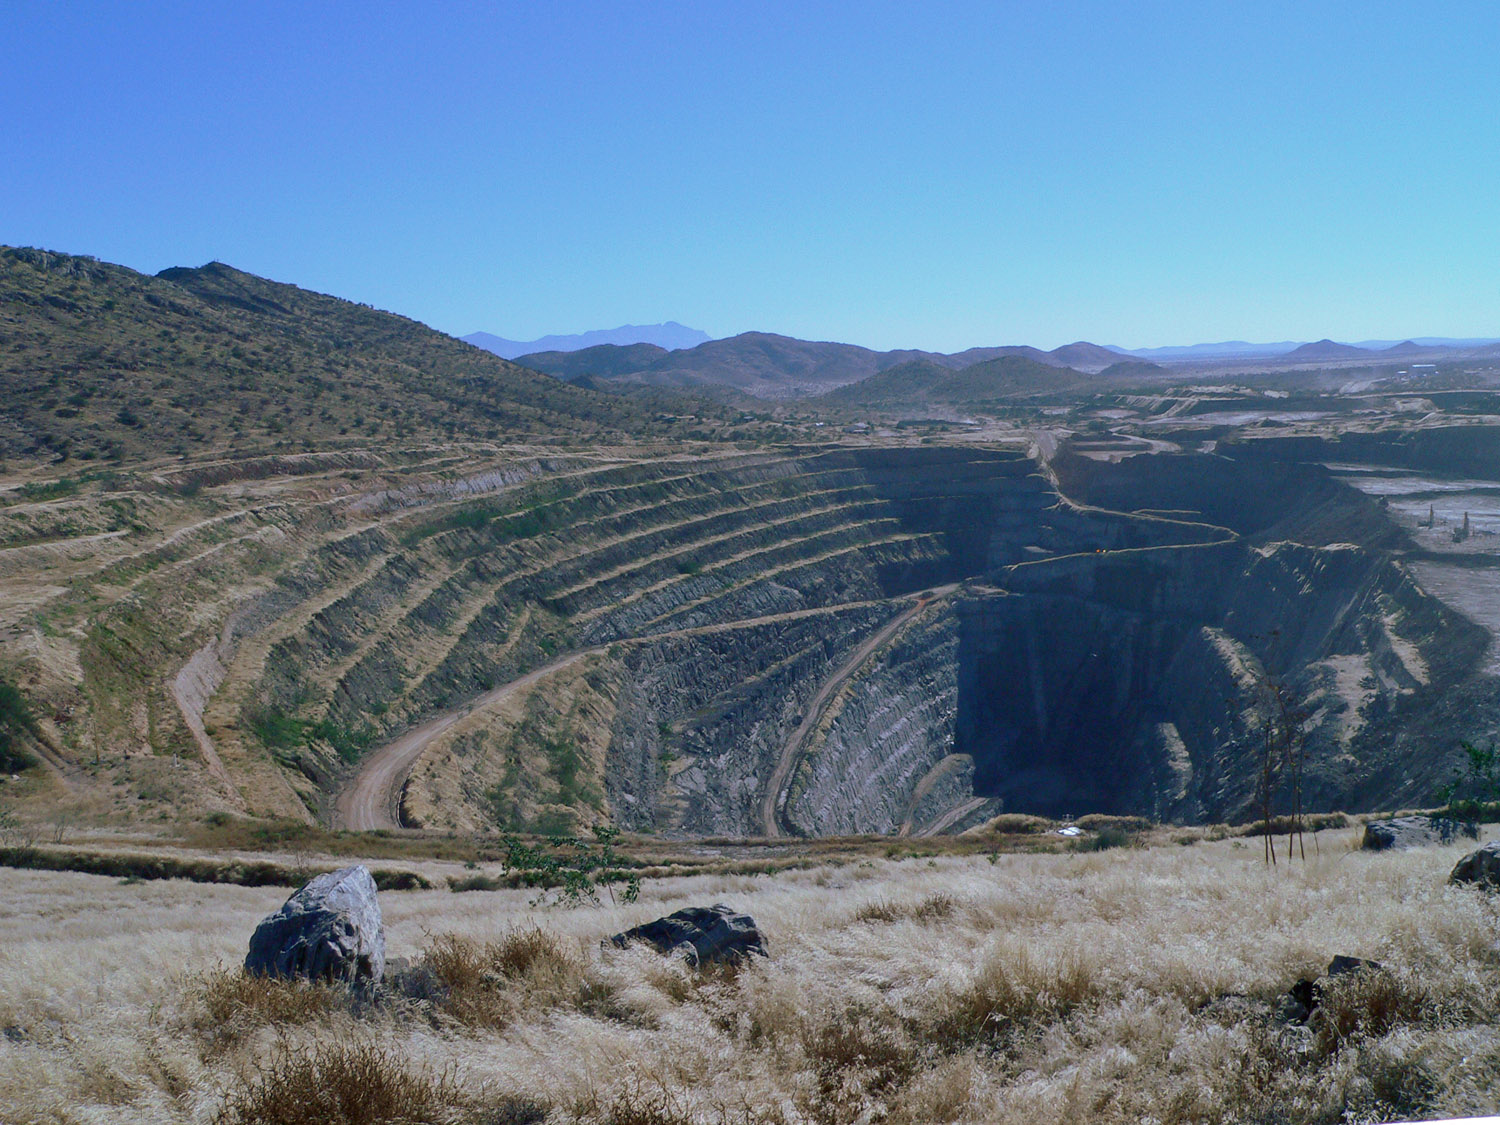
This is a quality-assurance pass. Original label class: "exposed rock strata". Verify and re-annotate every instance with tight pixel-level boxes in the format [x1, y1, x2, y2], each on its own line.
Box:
[784, 610, 959, 835]
[118, 441, 1494, 835]
[957, 540, 1484, 822]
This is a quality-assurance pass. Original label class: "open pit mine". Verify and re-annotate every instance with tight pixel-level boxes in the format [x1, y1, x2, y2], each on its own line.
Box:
[8, 433, 1495, 839]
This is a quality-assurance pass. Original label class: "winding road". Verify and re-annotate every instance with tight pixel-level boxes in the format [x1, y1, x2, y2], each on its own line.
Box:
[897, 753, 970, 836]
[333, 587, 963, 834]
[759, 585, 956, 836]
[914, 795, 991, 837]
[333, 648, 599, 831]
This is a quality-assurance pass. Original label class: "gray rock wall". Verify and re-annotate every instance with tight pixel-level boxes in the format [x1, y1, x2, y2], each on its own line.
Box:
[784, 611, 960, 835]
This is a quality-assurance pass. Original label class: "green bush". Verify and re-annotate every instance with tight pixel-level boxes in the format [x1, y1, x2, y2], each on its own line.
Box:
[17, 477, 78, 501]
[500, 825, 641, 906]
[0, 679, 37, 772]
[1077, 826, 1135, 851]
[1439, 740, 1500, 835]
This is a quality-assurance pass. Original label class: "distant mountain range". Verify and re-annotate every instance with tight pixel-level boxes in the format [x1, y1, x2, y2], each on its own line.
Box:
[462, 316, 1500, 403]
[513, 333, 1129, 399]
[1111, 336, 1500, 361]
[464, 322, 713, 360]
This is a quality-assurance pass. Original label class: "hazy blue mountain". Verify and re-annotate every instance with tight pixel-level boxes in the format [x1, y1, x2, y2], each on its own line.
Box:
[1282, 339, 1376, 361]
[1113, 337, 1500, 362]
[1114, 341, 1305, 360]
[1353, 337, 1500, 349]
[465, 322, 712, 359]
[508, 323, 1500, 400]
[513, 333, 1140, 397]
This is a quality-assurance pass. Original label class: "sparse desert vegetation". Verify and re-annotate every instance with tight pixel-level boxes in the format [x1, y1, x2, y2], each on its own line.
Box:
[8, 251, 1500, 1123]
[3, 828, 1499, 1124]
[10, 4, 1500, 1119]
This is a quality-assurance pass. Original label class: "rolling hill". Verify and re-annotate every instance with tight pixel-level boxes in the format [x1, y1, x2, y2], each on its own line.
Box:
[515, 333, 1124, 397]
[820, 354, 1087, 409]
[1046, 341, 1129, 371]
[0, 247, 651, 465]
[1282, 338, 1374, 361]
[514, 342, 670, 381]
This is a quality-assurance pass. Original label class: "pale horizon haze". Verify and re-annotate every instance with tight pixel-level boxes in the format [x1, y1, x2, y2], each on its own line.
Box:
[3, 2, 1498, 352]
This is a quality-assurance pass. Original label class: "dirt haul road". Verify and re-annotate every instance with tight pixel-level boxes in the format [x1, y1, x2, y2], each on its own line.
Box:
[335, 589, 960, 834]
[760, 586, 956, 837]
[333, 649, 597, 831]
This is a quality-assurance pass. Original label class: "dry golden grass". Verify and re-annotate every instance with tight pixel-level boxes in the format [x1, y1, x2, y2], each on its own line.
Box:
[212, 1041, 468, 1125]
[2, 829, 1500, 1123]
[849, 891, 956, 925]
[192, 968, 347, 1054]
[409, 926, 588, 1030]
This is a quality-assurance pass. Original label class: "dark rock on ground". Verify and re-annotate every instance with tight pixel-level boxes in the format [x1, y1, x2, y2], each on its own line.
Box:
[1327, 954, 1382, 978]
[1283, 977, 1317, 1024]
[1362, 816, 1450, 851]
[1450, 839, 1500, 888]
[1282, 956, 1385, 1024]
[245, 865, 385, 983]
[607, 903, 766, 967]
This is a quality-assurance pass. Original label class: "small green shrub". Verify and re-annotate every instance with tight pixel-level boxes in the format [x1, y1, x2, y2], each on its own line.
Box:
[1074, 814, 1154, 833]
[982, 813, 1051, 835]
[1077, 826, 1135, 851]
[500, 825, 641, 906]
[1439, 739, 1500, 835]
[447, 873, 510, 893]
[17, 477, 78, 501]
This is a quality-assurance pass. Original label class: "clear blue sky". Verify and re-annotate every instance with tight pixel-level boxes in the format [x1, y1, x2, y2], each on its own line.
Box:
[4, 2, 1497, 351]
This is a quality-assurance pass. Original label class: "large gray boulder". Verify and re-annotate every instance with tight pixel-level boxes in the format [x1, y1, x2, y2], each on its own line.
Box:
[607, 903, 766, 967]
[1450, 840, 1500, 889]
[1362, 815, 1450, 851]
[245, 865, 385, 984]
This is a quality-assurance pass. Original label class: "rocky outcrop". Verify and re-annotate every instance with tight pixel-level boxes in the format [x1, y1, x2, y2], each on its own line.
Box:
[203, 441, 1494, 836]
[1450, 840, 1500, 887]
[606, 605, 898, 835]
[608, 904, 766, 967]
[245, 865, 385, 983]
[1362, 816, 1451, 851]
[1052, 446, 1403, 549]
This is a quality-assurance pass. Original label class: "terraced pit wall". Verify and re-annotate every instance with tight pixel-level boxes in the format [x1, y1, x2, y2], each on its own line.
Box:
[958, 540, 1485, 822]
[10, 440, 1491, 835]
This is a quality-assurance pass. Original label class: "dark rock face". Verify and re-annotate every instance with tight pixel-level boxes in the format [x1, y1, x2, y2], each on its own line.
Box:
[607, 904, 766, 967]
[1450, 840, 1500, 888]
[956, 536, 1477, 824]
[1362, 816, 1450, 851]
[245, 865, 385, 983]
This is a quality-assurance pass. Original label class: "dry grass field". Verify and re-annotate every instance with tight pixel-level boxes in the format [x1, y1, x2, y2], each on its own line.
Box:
[2, 828, 1499, 1124]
